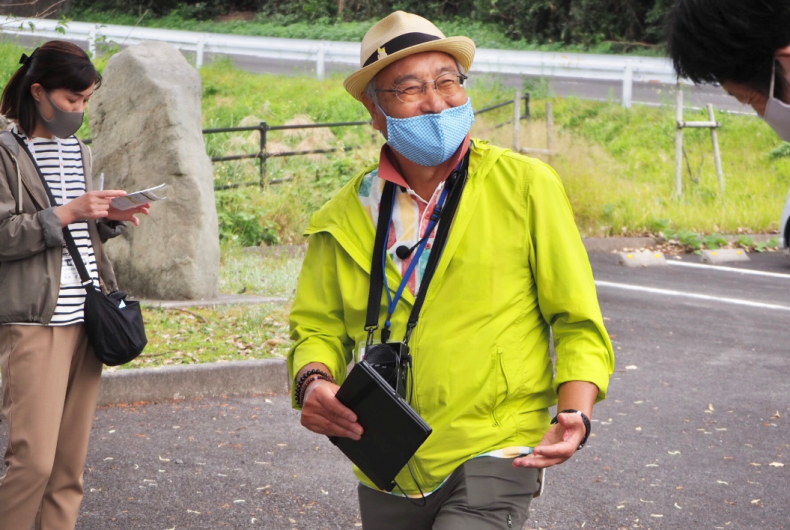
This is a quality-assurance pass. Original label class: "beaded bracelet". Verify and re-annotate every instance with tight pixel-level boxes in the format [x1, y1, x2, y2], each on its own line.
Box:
[294, 369, 334, 407]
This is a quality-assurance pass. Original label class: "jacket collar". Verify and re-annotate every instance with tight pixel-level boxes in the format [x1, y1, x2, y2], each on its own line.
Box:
[305, 139, 508, 307]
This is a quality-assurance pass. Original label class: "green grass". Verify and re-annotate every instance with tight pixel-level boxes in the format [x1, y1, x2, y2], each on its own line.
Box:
[63, 9, 663, 55]
[125, 246, 305, 370]
[129, 303, 292, 370]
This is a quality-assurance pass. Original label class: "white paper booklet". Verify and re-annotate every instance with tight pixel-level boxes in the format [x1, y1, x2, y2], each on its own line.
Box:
[111, 184, 167, 211]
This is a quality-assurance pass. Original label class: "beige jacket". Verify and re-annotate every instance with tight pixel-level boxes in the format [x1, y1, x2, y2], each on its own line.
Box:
[0, 130, 125, 324]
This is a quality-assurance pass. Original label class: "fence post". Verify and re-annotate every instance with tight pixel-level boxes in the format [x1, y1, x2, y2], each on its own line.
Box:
[316, 45, 326, 81]
[546, 102, 554, 153]
[708, 103, 725, 194]
[524, 92, 530, 120]
[622, 63, 633, 109]
[675, 87, 684, 196]
[196, 34, 206, 69]
[88, 25, 96, 58]
[259, 121, 268, 186]
[512, 90, 521, 152]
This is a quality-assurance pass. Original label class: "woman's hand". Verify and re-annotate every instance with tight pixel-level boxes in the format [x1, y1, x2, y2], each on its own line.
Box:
[106, 203, 150, 226]
[55, 190, 126, 227]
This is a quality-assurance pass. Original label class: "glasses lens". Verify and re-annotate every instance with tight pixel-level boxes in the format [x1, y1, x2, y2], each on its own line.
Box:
[436, 74, 464, 97]
[395, 84, 423, 103]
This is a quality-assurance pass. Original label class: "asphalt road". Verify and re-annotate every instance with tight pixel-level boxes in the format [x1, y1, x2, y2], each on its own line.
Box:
[1, 251, 788, 529]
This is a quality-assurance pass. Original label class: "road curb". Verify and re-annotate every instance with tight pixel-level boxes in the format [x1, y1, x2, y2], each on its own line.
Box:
[583, 237, 658, 253]
[98, 358, 290, 406]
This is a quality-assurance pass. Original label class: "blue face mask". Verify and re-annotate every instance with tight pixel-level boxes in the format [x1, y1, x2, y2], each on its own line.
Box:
[378, 98, 475, 167]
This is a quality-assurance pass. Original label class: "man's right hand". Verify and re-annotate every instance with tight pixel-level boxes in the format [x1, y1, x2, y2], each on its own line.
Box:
[55, 190, 128, 227]
[301, 379, 364, 441]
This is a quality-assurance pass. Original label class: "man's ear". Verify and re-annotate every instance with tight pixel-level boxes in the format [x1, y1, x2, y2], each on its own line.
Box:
[362, 94, 384, 133]
[776, 45, 790, 58]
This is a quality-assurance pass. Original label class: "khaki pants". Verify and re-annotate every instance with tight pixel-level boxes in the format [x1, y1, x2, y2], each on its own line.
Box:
[0, 324, 102, 530]
[358, 457, 540, 530]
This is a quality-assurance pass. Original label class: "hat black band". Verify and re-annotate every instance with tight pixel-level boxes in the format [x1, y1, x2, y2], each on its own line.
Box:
[363, 32, 441, 67]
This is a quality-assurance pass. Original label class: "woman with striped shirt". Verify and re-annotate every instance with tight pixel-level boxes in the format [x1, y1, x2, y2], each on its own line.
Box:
[0, 41, 149, 530]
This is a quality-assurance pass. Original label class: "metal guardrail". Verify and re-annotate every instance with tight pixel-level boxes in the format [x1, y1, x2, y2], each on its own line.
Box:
[0, 16, 686, 108]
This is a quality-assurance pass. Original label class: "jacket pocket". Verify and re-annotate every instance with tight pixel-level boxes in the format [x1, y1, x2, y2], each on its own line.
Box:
[491, 346, 510, 427]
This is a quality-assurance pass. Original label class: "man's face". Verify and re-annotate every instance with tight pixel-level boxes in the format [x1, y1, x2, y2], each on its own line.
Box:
[721, 81, 769, 117]
[362, 51, 467, 138]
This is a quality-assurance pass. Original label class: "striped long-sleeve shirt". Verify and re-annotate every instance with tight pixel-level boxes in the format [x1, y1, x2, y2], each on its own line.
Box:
[12, 127, 100, 326]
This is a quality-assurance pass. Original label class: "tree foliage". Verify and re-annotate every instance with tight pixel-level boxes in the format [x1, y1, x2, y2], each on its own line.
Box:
[68, 0, 676, 48]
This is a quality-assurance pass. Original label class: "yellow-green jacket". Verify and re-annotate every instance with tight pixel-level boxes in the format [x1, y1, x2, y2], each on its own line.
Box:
[289, 139, 614, 494]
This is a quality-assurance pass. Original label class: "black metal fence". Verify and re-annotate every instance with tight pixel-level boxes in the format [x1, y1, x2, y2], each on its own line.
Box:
[85, 94, 531, 191]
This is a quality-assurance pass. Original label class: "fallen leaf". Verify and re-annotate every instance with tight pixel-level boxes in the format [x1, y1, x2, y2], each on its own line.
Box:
[159, 456, 170, 462]
[625, 365, 638, 370]
[668, 451, 681, 455]
[769, 462, 785, 467]
[717, 480, 728, 485]
[650, 514, 663, 518]
[751, 499, 761, 504]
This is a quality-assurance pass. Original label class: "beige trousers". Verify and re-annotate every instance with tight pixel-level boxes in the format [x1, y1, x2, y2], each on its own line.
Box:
[0, 324, 102, 530]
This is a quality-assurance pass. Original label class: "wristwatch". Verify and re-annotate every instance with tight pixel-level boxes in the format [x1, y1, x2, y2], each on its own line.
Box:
[550, 409, 591, 450]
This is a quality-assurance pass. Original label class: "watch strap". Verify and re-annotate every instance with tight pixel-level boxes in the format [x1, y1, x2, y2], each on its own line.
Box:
[551, 409, 591, 450]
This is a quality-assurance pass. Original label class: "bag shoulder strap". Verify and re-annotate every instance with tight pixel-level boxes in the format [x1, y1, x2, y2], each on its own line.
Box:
[365, 148, 471, 343]
[12, 133, 95, 293]
[365, 180, 395, 333]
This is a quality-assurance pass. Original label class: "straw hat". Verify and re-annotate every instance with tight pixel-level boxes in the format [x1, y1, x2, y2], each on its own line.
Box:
[343, 11, 476, 101]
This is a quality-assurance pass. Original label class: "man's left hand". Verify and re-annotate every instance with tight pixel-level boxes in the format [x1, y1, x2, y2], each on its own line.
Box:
[512, 411, 586, 469]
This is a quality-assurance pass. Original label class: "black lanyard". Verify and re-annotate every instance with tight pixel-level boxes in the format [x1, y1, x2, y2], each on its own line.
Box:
[365, 147, 471, 346]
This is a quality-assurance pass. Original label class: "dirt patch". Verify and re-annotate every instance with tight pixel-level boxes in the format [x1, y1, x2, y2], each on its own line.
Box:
[216, 11, 257, 22]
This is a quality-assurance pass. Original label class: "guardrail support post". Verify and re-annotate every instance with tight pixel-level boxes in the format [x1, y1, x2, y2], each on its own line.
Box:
[513, 90, 521, 152]
[708, 103, 725, 194]
[196, 35, 206, 69]
[316, 46, 326, 81]
[622, 63, 633, 109]
[675, 87, 684, 196]
[88, 25, 96, 58]
[259, 121, 268, 186]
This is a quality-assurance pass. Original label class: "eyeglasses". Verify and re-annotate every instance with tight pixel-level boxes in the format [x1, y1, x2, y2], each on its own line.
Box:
[375, 72, 468, 103]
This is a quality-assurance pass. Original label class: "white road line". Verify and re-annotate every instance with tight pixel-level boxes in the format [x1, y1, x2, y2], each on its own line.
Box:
[595, 280, 790, 312]
[667, 260, 790, 279]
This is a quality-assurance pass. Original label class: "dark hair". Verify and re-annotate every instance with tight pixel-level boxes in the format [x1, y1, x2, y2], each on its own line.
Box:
[667, 0, 790, 96]
[0, 40, 101, 136]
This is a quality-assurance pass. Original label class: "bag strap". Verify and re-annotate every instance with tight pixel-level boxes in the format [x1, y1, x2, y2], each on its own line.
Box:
[405, 152, 469, 341]
[12, 133, 95, 294]
[365, 147, 471, 345]
[365, 179, 395, 336]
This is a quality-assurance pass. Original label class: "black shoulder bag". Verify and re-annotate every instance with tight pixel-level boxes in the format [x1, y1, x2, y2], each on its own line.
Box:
[16, 135, 147, 366]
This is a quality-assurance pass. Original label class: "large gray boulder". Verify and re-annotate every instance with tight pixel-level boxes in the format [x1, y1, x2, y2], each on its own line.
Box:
[90, 41, 219, 300]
